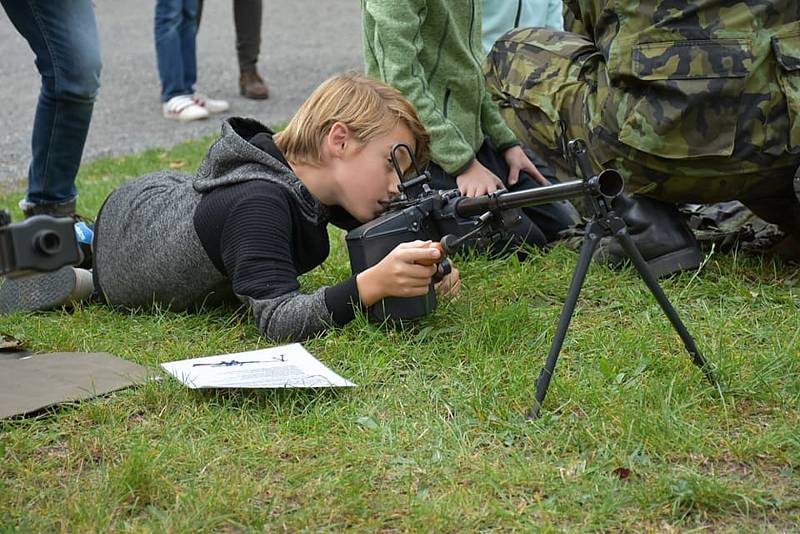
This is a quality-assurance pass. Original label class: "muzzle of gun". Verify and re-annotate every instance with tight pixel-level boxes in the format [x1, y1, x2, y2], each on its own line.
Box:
[436, 168, 624, 255]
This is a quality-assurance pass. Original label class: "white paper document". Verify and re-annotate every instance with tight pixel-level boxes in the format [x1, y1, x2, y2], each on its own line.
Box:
[161, 344, 356, 389]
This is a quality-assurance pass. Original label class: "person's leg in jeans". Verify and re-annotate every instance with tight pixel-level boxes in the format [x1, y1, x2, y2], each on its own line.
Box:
[156, 0, 210, 120]
[174, 0, 229, 115]
[1, 0, 101, 217]
[155, 0, 198, 101]
[180, 0, 199, 96]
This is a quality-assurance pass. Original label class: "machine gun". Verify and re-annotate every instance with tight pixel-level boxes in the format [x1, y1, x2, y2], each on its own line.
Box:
[346, 140, 717, 418]
[346, 142, 624, 322]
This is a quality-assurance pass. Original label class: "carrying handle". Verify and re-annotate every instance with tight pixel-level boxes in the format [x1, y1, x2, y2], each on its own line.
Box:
[391, 143, 430, 195]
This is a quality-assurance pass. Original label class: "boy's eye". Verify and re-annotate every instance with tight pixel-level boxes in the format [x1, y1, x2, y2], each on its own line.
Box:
[388, 157, 415, 177]
[387, 157, 416, 180]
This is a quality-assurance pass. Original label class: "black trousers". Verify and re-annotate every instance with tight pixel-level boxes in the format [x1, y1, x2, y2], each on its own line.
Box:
[427, 141, 579, 251]
[197, 0, 262, 72]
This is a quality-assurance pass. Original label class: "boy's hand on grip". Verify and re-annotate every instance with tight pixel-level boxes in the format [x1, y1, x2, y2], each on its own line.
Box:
[413, 241, 446, 266]
[356, 241, 439, 307]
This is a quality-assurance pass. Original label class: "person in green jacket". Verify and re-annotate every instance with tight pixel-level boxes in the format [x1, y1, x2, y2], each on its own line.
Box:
[360, 0, 578, 251]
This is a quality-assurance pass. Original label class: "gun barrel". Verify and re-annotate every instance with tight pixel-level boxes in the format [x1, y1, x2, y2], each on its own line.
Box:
[454, 169, 623, 218]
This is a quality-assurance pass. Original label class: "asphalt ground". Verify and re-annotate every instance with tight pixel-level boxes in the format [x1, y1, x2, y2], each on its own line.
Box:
[0, 0, 362, 194]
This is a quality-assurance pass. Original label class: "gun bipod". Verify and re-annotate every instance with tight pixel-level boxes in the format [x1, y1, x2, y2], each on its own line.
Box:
[526, 205, 719, 420]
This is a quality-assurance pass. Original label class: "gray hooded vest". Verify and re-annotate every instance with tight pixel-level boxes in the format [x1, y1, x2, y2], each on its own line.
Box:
[93, 118, 339, 341]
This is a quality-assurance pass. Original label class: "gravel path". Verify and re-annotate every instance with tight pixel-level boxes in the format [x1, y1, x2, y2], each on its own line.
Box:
[0, 0, 362, 193]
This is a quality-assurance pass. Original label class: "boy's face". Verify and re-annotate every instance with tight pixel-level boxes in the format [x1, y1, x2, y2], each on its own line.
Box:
[336, 124, 415, 222]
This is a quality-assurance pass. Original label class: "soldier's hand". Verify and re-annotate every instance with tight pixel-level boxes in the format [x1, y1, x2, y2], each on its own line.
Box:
[504, 145, 549, 186]
[456, 160, 504, 197]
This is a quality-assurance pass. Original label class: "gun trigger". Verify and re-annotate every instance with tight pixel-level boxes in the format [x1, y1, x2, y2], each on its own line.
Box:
[432, 258, 452, 283]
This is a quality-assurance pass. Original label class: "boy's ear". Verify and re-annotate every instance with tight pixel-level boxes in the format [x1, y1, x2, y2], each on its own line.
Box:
[327, 121, 351, 157]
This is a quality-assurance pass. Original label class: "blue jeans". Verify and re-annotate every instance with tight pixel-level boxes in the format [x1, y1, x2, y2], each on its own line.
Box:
[155, 0, 199, 102]
[1, 0, 101, 208]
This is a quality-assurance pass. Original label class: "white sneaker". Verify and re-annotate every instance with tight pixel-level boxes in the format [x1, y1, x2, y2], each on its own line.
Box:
[162, 95, 210, 121]
[193, 93, 230, 114]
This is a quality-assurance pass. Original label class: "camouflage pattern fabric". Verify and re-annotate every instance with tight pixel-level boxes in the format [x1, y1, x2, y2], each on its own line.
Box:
[484, 2, 800, 238]
[562, 3, 586, 36]
[680, 201, 786, 252]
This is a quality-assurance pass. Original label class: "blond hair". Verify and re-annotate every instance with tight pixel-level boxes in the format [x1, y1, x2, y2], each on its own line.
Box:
[274, 73, 430, 168]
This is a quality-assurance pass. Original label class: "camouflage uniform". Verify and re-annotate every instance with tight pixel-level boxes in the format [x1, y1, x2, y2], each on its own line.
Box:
[562, 3, 586, 36]
[485, 1, 800, 238]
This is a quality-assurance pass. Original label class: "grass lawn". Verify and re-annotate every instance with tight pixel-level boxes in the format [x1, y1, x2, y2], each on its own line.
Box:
[1, 135, 799, 532]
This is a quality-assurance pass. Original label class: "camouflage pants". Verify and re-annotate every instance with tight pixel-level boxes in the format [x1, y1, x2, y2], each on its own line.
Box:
[484, 28, 800, 238]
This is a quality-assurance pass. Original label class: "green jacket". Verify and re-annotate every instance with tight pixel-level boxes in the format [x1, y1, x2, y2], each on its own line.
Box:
[565, 0, 800, 160]
[361, 0, 519, 174]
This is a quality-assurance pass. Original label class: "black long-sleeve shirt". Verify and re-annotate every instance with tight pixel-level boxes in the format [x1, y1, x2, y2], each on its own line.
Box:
[193, 133, 362, 330]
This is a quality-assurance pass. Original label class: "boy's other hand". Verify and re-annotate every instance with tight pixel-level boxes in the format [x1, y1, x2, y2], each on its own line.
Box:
[435, 264, 461, 299]
[456, 160, 503, 197]
[504, 145, 549, 186]
[356, 241, 439, 307]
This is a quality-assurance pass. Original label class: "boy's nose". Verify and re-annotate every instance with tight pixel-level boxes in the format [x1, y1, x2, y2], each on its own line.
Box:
[389, 177, 401, 195]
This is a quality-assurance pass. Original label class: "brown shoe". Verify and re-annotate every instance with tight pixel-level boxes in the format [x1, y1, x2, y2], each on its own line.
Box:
[239, 70, 269, 100]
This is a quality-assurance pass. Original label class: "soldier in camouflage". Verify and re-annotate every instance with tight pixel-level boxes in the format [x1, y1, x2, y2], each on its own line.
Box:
[485, 0, 800, 265]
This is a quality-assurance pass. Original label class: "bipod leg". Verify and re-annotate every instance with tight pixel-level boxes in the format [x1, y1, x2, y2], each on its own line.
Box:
[612, 226, 718, 387]
[528, 222, 603, 420]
